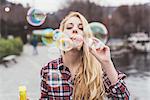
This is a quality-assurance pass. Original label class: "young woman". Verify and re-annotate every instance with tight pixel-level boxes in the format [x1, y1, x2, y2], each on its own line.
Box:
[40, 12, 130, 100]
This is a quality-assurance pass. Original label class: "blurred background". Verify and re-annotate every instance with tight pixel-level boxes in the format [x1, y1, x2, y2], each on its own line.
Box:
[0, 0, 150, 100]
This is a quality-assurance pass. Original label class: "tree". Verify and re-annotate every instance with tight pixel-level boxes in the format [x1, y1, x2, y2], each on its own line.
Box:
[110, 5, 134, 37]
[110, 4, 150, 38]
[55, 1, 105, 24]
[131, 5, 150, 33]
[0, 0, 6, 4]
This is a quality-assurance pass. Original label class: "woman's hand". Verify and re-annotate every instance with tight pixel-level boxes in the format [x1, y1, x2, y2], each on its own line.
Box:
[90, 45, 119, 84]
[90, 45, 112, 63]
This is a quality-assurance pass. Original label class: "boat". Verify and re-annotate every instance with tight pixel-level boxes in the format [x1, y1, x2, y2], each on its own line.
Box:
[107, 39, 130, 58]
[127, 32, 150, 53]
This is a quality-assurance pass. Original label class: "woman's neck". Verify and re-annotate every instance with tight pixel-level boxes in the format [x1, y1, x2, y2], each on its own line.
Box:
[63, 49, 82, 69]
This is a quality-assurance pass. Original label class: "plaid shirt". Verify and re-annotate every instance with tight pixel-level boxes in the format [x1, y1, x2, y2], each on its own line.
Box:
[40, 58, 130, 100]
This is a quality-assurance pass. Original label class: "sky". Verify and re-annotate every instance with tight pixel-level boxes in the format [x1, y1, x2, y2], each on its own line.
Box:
[7, 0, 150, 12]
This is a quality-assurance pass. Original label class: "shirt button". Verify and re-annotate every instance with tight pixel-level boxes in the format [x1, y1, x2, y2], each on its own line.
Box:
[112, 88, 116, 93]
[114, 86, 118, 89]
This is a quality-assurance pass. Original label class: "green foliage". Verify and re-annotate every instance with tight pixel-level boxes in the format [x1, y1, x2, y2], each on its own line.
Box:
[0, 37, 23, 59]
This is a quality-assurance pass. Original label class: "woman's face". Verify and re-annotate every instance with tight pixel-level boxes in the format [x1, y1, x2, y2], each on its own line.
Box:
[63, 16, 84, 50]
[63, 16, 84, 36]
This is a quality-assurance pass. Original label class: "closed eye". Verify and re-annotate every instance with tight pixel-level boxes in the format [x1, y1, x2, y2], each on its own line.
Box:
[66, 26, 73, 30]
[66, 23, 73, 30]
[78, 24, 83, 30]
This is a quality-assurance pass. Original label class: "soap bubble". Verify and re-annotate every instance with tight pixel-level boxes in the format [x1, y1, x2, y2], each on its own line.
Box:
[57, 37, 73, 51]
[26, 8, 46, 26]
[71, 34, 84, 48]
[86, 37, 105, 49]
[85, 22, 108, 44]
[53, 29, 65, 41]
[41, 29, 54, 45]
[32, 28, 54, 45]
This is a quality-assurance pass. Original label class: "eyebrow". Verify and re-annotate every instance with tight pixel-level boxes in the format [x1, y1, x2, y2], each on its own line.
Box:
[67, 23, 73, 26]
[78, 23, 83, 26]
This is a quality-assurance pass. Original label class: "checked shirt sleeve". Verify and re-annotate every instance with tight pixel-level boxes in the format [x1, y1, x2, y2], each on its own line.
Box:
[40, 65, 49, 99]
[103, 70, 130, 100]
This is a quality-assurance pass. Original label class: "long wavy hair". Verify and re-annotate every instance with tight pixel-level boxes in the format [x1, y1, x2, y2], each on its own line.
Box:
[59, 12, 105, 100]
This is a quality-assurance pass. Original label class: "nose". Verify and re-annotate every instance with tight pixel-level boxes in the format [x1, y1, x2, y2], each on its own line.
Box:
[72, 30, 78, 34]
[72, 25, 79, 34]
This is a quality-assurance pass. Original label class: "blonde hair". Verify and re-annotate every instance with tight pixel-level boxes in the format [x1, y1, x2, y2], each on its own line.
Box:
[60, 12, 105, 100]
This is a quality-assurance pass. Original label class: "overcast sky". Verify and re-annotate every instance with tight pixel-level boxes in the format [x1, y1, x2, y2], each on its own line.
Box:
[7, 0, 150, 12]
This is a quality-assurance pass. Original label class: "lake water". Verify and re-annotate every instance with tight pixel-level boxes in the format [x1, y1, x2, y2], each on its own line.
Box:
[112, 52, 150, 100]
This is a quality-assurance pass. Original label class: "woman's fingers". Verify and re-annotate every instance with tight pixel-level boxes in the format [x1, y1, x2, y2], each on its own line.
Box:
[89, 47, 100, 59]
[96, 45, 110, 52]
[91, 49, 102, 63]
[96, 46, 104, 51]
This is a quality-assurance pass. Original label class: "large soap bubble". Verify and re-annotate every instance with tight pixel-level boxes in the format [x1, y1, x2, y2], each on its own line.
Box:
[26, 8, 46, 26]
[85, 22, 108, 44]
[33, 28, 85, 51]
[85, 37, 105, 50]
